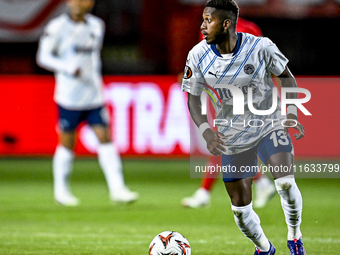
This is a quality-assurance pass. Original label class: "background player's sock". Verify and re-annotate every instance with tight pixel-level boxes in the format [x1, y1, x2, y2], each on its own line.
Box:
[274, 175, 303, 240]
[201, 176, 217, 191]
[253, 174, 276, 208]
[97, 143, 125, 196]
[231, 202, 270, 252]
[53, 145, 74, 196]
[201, 156, 221, 191]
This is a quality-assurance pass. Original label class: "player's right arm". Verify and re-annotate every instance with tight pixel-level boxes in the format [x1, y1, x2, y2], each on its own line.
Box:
[187, 94, 226, 156]
[36, 18, 79, 76]
[182, 48, 226, 156]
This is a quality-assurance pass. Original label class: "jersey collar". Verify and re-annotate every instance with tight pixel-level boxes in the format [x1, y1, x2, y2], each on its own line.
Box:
[211, 32, 242, 58]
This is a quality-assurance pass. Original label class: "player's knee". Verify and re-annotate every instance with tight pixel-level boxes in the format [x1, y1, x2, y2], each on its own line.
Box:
[274, 175, 296, 191]
[231, 196, 252, 207]
[274, 176, 302, 204]
[99, 136, 111, 144]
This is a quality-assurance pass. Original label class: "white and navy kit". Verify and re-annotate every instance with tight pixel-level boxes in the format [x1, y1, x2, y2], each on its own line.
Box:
[182, 33, 293, 157]
[37, 13, 108, 131]
[37, 13, 105, 110]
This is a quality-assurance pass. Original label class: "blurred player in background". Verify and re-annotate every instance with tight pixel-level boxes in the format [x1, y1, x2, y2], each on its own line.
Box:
[182, 17, 276, 209]
[182, 0, 307, 254]
[36, 0, 138, 206]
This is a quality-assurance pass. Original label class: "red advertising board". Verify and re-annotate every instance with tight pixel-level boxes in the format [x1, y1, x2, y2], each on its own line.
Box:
[0, 75, 339, 158]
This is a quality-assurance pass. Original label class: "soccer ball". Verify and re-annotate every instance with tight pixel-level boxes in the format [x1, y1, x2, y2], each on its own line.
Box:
[148, 231, 191, 255]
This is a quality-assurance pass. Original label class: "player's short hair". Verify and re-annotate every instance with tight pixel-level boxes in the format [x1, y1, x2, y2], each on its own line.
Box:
[205, 0, 239, 30]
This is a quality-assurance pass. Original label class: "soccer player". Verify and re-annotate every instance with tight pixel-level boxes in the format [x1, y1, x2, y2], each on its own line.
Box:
[36, 0, 138, 206]
[182, 1, 307, 254]
[182, 17, 276, 209]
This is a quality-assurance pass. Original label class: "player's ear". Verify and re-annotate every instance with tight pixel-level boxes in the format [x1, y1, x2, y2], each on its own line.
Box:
[88, 0, 95, 9]
[223, 19, 231, 31]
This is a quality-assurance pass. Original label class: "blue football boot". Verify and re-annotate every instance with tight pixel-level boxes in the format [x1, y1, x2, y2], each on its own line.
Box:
[254, 241, 276, 255]
[287, 238, 307, 255]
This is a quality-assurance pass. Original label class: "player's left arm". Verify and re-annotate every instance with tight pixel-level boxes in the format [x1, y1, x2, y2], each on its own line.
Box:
[278, 67, 305, 140]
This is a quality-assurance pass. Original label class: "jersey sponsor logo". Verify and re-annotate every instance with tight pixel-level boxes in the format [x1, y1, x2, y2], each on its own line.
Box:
[214, 83, 258, 101]
[183, 66, 192, 79]
[242, 83, 258, 94]
[74, 45, 94, 54]
[244, 64, 255, 75]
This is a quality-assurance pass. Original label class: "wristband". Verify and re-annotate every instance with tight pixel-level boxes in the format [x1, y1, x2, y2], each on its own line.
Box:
[198, 122, 211, 135]
[287, 105, 297, 117]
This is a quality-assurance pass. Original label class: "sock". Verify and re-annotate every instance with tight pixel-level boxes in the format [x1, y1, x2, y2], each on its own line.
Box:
[274, 175, 303, 240]
[201, 156, 221, 191]
[201, 176, 217, 191]
[97, 143, 125, 196]
[253, 171, 262, 181]
[231, 202, 270, 252]
[53, 145, 74, 195]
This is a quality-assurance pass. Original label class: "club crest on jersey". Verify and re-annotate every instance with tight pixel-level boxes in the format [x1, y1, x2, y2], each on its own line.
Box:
[183, 66, 192, 79]
[244, 64, 255, 75]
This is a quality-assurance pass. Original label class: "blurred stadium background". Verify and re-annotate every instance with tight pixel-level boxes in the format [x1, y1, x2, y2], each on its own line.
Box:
[0, 0, 340, 254]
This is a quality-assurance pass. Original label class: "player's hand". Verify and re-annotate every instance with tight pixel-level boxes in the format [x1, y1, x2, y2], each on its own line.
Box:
[202, 129, 226, 156]
[284, 114, 305, 140]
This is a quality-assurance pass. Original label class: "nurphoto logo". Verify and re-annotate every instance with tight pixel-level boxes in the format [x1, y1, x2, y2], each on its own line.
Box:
[200, 83, 311, 116]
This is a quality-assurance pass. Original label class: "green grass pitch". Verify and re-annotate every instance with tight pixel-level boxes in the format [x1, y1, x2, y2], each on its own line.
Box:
[0, 158, 339, 254]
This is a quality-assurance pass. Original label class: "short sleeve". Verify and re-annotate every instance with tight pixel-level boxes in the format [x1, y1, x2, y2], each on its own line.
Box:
[262, 38, 289, 76]
[181, 49, 205, 96]
[37, 17, 78, 75]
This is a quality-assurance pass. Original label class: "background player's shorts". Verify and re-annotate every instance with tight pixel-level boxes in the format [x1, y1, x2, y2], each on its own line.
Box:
[57, 105, 109, 132]
[222, 130, 294, 182]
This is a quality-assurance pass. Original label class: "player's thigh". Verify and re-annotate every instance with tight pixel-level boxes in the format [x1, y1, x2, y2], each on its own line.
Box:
[59, 131, 76, 150]
[222, 147, 258, 182]
[91, 125, 111, 143]
[267, 152, 294, 179]
[86, 106, 110, 143]
[222, 148, 257, 206]
[257, 130, 294, 179]
[56, 105, 82, 150]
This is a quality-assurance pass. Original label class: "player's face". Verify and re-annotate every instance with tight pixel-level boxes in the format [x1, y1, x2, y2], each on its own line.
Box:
[201, 7, 226, 45]
[67, 0, 94, 18]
